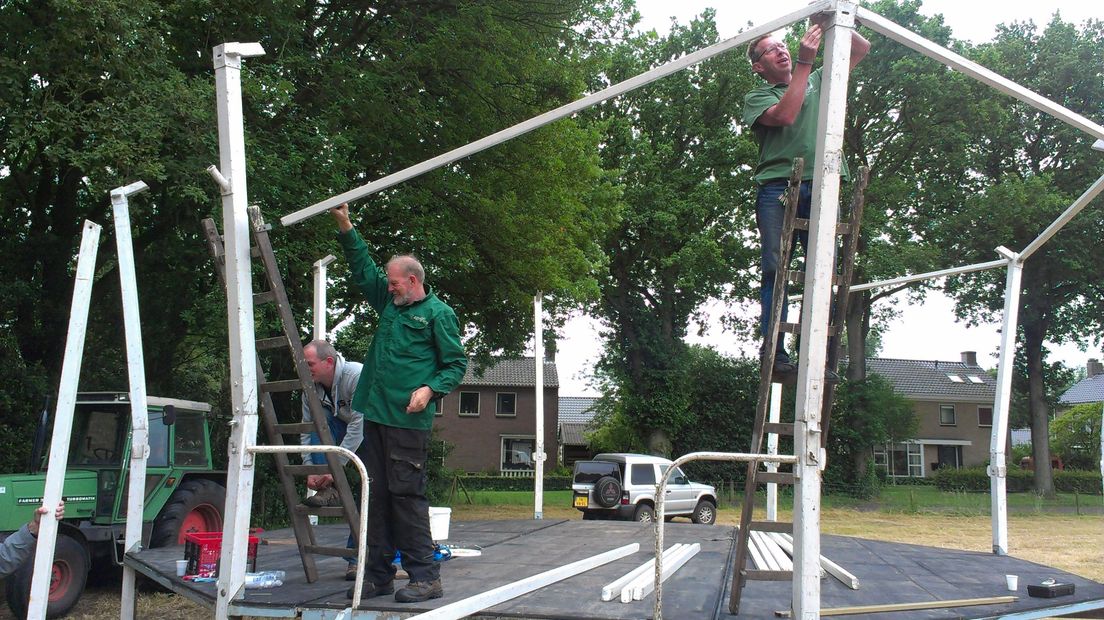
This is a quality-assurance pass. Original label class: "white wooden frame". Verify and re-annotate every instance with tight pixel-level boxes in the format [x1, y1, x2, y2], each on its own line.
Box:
[197, 0, 1104, 615]
[27, 221, 101, 620]
[111, 180, 151, 620]
[312, 254, 336, 340]
[209, 41, 265, 620]
[533, 293, 546, 519]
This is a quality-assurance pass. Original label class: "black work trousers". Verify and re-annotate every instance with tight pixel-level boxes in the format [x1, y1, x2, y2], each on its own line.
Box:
[355, 420, 438, 585]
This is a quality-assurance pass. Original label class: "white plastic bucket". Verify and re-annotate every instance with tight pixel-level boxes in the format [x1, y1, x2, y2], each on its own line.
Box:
[429, 506, 451, 541]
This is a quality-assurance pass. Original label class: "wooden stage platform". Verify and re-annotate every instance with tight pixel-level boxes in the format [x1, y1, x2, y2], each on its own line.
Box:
[126, 519, 1104, 619]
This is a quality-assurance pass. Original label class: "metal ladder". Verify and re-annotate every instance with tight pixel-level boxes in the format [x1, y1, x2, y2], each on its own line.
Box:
[728, 160, 869, 614]
[202, 206, 361, 582]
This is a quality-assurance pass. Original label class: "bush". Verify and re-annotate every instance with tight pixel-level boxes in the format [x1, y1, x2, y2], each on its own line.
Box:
[933, 466, 1102, 494]
[458, 475, 572, 492]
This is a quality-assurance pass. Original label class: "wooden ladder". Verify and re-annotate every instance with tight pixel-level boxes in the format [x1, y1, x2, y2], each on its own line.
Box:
[202, 206, 361, 582]
[728, 161, 869, 614]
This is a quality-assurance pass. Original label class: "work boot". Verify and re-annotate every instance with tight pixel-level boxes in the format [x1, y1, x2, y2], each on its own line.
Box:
[302, 487, 341, 508]
[345, 564, 358, 581]
[395, 579, 443, 603]
[346, 579, 394, 600]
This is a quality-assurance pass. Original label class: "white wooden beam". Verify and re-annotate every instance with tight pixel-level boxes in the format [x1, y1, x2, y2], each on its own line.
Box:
[211, 41, 265, 620]
[856, 7, 1104, 142]
[792, 2, 856, 617]
[619, 544, 687, 603]
[988, 247, 1021, 556]
[27, 221, 101, 619]
[278, 1, 831, 227]
[630, 543, 700, 602]
[111, 180, 150, 620]
[533, 292, 545, 520]
[601, 545, 682, 602]
[766, 382, 783, 521]
[848, 259, 1006, 293]
[776, 534, 858, 589]
[312, 254, 335, 340]
[408, 543, 639, 620]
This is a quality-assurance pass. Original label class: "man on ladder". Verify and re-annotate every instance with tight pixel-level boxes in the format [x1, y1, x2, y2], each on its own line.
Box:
[743, 13, 869, 379]
[329, 203, 468, 605]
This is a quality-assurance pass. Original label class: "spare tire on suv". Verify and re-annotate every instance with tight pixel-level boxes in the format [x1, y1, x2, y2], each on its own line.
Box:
[593, 475, 622, 508]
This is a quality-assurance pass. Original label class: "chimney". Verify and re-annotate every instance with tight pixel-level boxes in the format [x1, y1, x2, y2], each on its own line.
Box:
[961, 351, 978, 367]
[1088, 358, 1102, 378]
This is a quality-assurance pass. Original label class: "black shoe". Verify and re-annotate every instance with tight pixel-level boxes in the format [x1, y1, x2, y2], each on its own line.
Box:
[345, 564, 358, 581]
[346, 580, 394, 600]
[772, 358, 798, 377]
[395, 579, 443, 603]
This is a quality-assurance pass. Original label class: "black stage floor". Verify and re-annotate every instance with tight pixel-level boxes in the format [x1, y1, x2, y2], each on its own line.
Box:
[126, 520, 1104, 619]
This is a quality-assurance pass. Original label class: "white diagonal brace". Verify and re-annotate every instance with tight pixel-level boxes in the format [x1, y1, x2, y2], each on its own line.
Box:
[111, 180, 150, 620]
[27, 221, 101, 620]
[1018, 172, 1104, 262]
[279, 1, 830, 226]
[856, 7, 1104, 142]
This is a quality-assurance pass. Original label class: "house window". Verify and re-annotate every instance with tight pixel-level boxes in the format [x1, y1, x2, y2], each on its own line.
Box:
[496, 392, 517, 417]
[458, 392, 479, 417]
[501, 436, 534, 470]
[967, 375, 984, 384]
[946, 374, 964, 383]
[879, 442, 923, 477]
[939, 404, 956, 426]
[978, 406, 993, 427]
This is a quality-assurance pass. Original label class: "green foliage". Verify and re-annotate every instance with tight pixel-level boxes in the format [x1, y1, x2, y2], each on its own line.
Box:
[1051, 403, 1102, 470]
[585, 402, 647, 454]
[825, 373, 917, 496]
[933, 466, 1102, 495]
[586, 11, 759, 442]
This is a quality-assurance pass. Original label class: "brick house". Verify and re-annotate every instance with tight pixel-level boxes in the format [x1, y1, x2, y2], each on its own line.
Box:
[867, 351, 1003, 478]
[434, 357, 558, 474]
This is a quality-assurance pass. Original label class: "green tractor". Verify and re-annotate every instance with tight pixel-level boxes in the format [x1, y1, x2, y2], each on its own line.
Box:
[0, 392, 226, 618]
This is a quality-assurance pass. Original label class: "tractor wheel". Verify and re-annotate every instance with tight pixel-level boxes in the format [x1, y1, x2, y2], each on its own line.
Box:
[149, 478, 226, 547]
[5, 532, 89, 619]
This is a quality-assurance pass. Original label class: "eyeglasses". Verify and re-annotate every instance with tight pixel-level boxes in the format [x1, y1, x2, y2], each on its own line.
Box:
[751, 42, 787, 64]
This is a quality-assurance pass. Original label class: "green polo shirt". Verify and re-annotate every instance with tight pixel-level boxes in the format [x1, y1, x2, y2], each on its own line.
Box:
[337, 228, 468, 431]
[742, 68, 849, 184]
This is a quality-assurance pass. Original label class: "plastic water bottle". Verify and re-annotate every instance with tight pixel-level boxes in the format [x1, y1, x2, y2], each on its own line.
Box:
[244, 571, 284, 588]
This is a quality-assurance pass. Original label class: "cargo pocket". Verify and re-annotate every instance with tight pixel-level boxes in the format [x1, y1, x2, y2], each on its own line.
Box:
[388, 431, 427, 496]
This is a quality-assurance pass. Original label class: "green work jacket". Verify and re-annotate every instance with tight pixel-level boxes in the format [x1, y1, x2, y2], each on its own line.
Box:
[337, 228, 468, 430]
[743, 68, 850, 184]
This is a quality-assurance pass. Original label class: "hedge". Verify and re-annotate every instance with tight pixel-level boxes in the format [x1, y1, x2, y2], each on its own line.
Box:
[457, 475, 573, 492]
[933, 467, 1102, 494]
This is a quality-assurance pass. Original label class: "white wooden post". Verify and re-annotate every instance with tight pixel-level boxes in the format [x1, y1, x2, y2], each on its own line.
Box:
[533, 293, 545, 520]
[27, 221, 101, 620]
[211, 41, 265, 620]
[766, 382, 783, 522]
[111, 181, 150, 620]
[988, 247, 1021, 556]
[792, 3, 855, 618]
[312, 254, 336, 340]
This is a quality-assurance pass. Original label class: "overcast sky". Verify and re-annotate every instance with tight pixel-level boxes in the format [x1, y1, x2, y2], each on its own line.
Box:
[552, 1, 1102, 396]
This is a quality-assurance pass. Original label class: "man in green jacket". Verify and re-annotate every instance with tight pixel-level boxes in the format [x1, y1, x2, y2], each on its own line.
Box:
[330, 203, 467, 604]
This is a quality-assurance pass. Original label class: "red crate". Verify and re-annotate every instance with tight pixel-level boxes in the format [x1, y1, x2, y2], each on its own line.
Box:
[183, 532, 258, 577]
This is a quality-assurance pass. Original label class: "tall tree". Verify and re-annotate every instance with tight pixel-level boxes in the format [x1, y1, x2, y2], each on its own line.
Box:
[0, 0, 632, 471]
[586, 11, 759, 452]
[938, 17, 1104, 496]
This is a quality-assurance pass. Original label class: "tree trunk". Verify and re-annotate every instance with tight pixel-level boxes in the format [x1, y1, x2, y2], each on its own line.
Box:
[1024, 323, 1056, 498]
[845, 291, 870, 381]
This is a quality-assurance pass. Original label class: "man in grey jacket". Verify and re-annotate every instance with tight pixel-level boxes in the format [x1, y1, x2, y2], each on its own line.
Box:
[300, 339, 364, 579]
[300, 339, 364, 496]
[0, 502, 64, 577]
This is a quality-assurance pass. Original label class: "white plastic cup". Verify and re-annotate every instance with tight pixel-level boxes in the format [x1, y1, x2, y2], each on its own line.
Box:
[428, 506, 451, 541]
[1006, 574, 1018, 591]
[176, 560, 189, 577]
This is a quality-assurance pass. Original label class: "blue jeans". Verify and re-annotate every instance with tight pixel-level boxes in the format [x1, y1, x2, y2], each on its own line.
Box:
[756, 180, 811, 359]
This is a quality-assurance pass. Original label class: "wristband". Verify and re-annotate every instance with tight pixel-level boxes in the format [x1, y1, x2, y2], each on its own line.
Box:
[795, 59, 813, 65]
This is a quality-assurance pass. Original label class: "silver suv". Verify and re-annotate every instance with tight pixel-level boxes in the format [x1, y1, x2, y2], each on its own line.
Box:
[571, 453, 717, 524]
